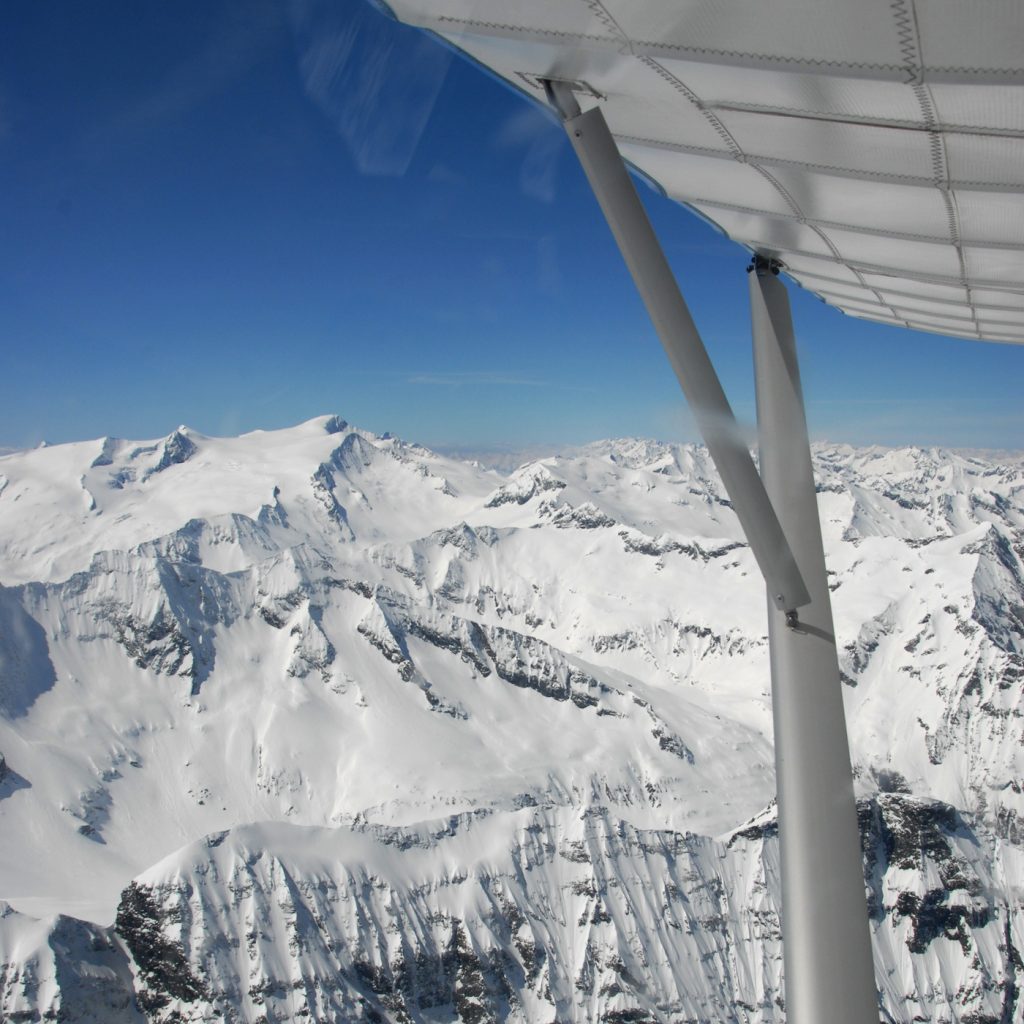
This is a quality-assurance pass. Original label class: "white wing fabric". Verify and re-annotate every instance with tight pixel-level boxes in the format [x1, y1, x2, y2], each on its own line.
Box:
[387, 0, 1024, 344]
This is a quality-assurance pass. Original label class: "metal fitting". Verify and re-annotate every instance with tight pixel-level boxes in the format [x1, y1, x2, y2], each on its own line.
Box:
[748, 253, 782, 277]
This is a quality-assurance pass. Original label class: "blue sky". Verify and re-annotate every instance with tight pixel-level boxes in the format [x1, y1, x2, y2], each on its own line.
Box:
[2, 0, 1022, 453]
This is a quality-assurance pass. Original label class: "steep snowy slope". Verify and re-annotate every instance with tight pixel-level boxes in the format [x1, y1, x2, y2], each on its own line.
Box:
[1, 417, 1022, 1022]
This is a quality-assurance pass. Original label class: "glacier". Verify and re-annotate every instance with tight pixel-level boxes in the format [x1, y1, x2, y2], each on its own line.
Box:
[0, 415, 1022, 1022]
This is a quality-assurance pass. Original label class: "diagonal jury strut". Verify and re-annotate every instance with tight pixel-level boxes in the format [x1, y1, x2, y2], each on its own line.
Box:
[543, 79, 810, 613]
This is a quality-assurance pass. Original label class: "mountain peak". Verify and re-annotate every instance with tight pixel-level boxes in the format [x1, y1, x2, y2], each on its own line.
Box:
[322, 414, 349, 435]
[1, 421, 1023, 1023]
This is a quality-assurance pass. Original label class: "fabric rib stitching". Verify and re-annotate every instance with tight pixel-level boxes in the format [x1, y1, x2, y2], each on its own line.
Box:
[635, 57, 906, 325]
[891, 0, 981, 336]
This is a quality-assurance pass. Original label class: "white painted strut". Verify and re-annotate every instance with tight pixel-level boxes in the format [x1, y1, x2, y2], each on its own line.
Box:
[547, 76, 877, 1021]
[545, 80, 809, 613]
[750, 256, 878, 1024]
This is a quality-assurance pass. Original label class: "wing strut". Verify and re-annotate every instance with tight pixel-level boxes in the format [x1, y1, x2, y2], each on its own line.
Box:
[750, 255, 878, 1024]
[546, 79, 879, 1022]
[544, 79, 810, 613]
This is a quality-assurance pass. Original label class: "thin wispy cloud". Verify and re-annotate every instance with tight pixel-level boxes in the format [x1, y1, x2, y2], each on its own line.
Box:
[493, 106, 562, 203]
[807, 396, 1009, 407]
[289, 0, 451, 177]
[405, 371, 600, 396]
[426, 162, 467, 186]
[406, 371, 549, 388]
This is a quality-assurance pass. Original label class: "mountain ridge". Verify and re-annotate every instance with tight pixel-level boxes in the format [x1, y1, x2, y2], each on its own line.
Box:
[1, 415, 1022, 1022]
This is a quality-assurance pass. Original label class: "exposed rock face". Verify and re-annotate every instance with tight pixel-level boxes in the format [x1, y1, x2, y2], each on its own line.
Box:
[1, 419, 1023, 1022]
[484, 464, 565, 507]
[8, 803, 1018, 1024]
[114, 883, 207, 1014]
[97, 812, 790, 1024]
[150, 430, 197, 477]
[0, 901, 139, 1023]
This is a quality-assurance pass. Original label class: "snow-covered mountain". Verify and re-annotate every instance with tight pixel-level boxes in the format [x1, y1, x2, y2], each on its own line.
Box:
[0, 416, 1022, 1023]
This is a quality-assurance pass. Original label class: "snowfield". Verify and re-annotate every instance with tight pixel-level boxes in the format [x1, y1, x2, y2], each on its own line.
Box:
[0, 415, 1022, 1022]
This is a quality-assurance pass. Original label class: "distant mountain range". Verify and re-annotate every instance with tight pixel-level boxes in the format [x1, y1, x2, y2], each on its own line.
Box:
[1, 416, 1021, 1023]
